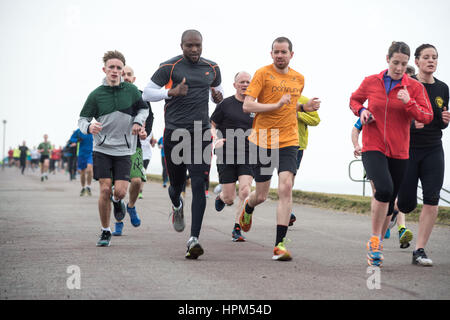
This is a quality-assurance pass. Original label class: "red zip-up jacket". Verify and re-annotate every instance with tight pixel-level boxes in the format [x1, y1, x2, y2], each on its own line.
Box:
[350, 70, 433, 159]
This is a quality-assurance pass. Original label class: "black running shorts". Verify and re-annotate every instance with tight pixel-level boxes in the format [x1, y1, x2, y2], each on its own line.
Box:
[93, 151, 131, 181]
[251, 143, 298, 183]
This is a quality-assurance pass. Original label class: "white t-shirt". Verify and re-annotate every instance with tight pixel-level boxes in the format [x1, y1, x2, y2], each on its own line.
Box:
[140, 132, 153, 161]
[30, 149, 40, 160]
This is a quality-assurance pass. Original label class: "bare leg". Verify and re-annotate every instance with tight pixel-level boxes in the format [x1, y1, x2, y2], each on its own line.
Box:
[277, 171, 294, 226]
[128, 178, 141, 208]
[415, 204, 439, 250]
[371, 199, 389, 237]
[98, 179, 112, 228]
[80, 169, 86, 188]
[235, 175, 253, 224]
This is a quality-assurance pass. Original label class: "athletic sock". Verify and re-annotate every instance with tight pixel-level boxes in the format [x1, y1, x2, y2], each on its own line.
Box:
[234, 223, 241, 230]
[245, 202, 254, 214]
[102, 227, 111, 232]
[275, 225, 288, 246]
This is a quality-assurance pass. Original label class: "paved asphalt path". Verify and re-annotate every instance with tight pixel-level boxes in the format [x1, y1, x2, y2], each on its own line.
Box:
[1, 168, 449, 300]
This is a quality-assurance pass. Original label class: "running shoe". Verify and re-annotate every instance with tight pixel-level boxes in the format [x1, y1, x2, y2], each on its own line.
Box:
[412, 248, 433, 266]
[112, 222, 123, 236]
[384, 228, 391, 239]
[231, 226, 246, 242]
[127, 204, 141, 227]
[185, 236, 204, 259]
[170, 197, 185, 232]
[388, 210, 399, 229]
[86, 186, 92, 196]
[239, 198, 253, 232]
[138, 192, 143, 199]
[41, 176, 44, 182]
[289, 213, 296, 226]
[367, 236, 383, 267]
[399, 227, 413, 249]
[111, 197, 126, 221]
[215, 195, 226, 212]
[96, 230, 112, 247]
[80, 188, 86, 197]
[205, 190, 209, 198]
[272, 238, 292, 261]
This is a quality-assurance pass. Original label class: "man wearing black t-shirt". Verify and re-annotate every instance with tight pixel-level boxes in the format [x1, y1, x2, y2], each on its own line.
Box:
[19, 141, 29, 175]
[143, 30, 223, 259]
[210, 71, 254, 242]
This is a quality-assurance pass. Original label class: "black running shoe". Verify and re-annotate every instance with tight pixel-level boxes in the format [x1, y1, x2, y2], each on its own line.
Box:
[412, 248, 433, 266]
[289, 213, 296, 226]
[185, 236, 204, 259]
[111, 197, 126, 221]
[215, 195, 226, 212]
[96, 230, 112, 247]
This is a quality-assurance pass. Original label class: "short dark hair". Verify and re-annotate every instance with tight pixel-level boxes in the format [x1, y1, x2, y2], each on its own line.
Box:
[414, 44, 438, 59]
[406, 65, 416, 76]
[387, 41, 410, 59]
[103, 50, 126, 65]
[272, 37, 292, 52]
[181, 29, 203, 43]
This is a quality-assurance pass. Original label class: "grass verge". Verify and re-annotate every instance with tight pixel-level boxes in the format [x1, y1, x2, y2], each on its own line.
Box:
[146, 174, 450, 226]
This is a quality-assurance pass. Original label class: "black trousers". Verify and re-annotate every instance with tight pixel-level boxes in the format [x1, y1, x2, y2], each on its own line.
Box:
[163, 129, 212, 238]
[362, 151, 408, 216]
[398, 144, 444, 212]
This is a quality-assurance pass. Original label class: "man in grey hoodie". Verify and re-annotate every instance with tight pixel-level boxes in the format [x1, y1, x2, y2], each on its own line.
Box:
[78, 50, 149, 247]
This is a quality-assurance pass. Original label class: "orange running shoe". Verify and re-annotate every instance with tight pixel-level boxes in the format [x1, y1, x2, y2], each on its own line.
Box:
[272, 238, 292, 261]
[367, 236, 383, 267]
[239, 198, 253, 232]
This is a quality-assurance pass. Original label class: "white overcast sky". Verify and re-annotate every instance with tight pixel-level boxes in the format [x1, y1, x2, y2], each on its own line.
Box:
[0, 0, 449, 197]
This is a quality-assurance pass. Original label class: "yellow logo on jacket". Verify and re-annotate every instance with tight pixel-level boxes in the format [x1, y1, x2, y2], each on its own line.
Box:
[435, 96, 444, 108]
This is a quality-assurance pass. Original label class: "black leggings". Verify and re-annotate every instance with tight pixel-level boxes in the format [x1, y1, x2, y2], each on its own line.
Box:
[397, 145, 444, 212]
[164, 129, 212, 238]
[362, 151, 408, 216]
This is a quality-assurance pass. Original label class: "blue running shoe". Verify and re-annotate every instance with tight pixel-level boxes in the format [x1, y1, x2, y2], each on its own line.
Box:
[384, 228, 391, 239]
[127, 204, 141, 227]
[112, 222, 123, 236]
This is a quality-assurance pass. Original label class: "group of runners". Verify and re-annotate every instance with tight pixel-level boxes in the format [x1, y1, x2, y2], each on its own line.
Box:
[6, 135, 65, 179]
[73, 30, 447, 267]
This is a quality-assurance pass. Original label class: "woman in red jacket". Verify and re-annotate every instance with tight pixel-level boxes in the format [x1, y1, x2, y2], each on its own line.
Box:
[350, 41, 433, 267]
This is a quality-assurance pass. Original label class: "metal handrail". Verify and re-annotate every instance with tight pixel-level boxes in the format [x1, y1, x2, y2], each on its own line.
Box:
[418, 185, 450, 205]
[348, 159, 450, 205]
[348, 159, 370, 196]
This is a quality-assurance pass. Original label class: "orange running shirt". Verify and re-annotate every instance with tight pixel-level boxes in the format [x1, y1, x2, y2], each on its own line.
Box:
[245, 64, 304, 149]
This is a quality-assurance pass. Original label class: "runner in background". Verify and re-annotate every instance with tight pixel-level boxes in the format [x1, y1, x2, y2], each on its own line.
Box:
[289, 95, 320, 226]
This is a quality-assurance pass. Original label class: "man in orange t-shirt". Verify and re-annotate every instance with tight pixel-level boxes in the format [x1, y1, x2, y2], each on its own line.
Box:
[240, 37, 321, 261]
